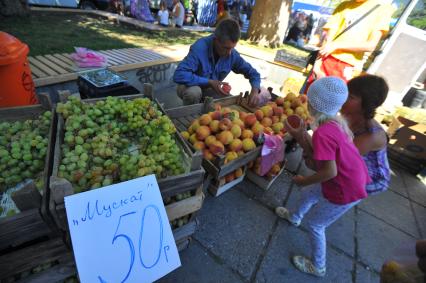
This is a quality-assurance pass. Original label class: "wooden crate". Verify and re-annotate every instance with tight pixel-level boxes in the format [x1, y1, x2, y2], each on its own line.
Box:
[0, 237, 76, 282]
[49, 94, 205, 231]
[246, 163, 286, 191]
[208, 167, 247, 196]
[166, 95, 261, 181]
[0, 101, 58, 252]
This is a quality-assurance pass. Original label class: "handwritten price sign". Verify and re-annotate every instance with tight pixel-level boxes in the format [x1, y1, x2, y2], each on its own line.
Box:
[65, 175, 181, 283]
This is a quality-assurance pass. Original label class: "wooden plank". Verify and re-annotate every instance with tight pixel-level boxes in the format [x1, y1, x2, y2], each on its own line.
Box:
[102, 49, 134, 63]
[166, 187, 204, 221]
[166, 103, 204, 118]
[44, 54, 75, 71]
[97, 51, 122, 65]
[216, 146, 261, 179]
[173, 220, 196, 243]
[125, 48, 161, 61]
[34, 73, 79, 88]
[12, 181, 42, 211]
[109, 58, 178, 73]
[35, 56, 68, 74]
[29, 62, 48, 78]
[100, 50, 132, 64]
[52, 54, 75, 66]
[117, 49, 151, 62]
[0, 237, 70, 279]
[0, 209, 51, 251]
[17, 256, 76, 283]
[0, 104, 44, 121]
[28, 57, 59, 76]
[158, 169, 205, 198]
[173, 118, 186, 132]
[109, 49, 144, 64]
[177, 117, 191, 128]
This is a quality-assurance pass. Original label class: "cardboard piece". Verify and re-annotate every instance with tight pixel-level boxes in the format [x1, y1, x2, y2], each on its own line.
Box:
[388, 117, 426, 160]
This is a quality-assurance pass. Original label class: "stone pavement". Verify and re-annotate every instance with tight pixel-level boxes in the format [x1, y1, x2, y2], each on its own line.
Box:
[159, 149, 426, 283]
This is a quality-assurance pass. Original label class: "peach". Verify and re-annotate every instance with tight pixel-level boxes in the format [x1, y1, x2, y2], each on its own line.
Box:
[209, 140, 225, 156]
[225, 172, 235, 183]
[279, 115, 288, 123]
[181, 131, 190, 140]
[273, 106, 284, 117]
[210, 111, 222, 120]
[232, 118, 245, 129]
[239, 111, 248, 121]
[299, 94, 308, 104]
[219, 118, 232, 131]
[251, 123, 264, 135]
[291, 99, 302, 109]
[235, 167, 244, 178]
[242, 138, 256, 152]
[229, 138, 243, 152]
[193, 141, 205, 151]
[189, 133, 197, 144]
[264, 127, 273, 135]
[199, 114, 212, 125]
[244, 114, 257, 127]
[287, 115, 301, 129]
[225, 151, 238, 164]
[255, 109, 264, 121]
[283, 101, 291, 109]
[260, 105, 273, 117]
[203, 149, 215, 161]
[205, 135, 216, 147]
[272, 116, 280, 124]
[261, 117, 272, 127]
[285, 108, 294, 116]
[209, 120, 220, 133]
[241, 129, 254, 139]
[231, 124, 242, 138]
[196, 125, 211, 141]
[295, 106, 305, 116]
[272, 122, 284, 134]
[267, 102, 277, 109]
[285, 92, 297, 101]
[217, 130, 234, 145]
[190, 120, 201, 132]
[275, 97, 284, 106]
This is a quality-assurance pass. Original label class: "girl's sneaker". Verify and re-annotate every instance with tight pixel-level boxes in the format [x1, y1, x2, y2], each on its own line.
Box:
[292, 255, 326, 277]
[275, 207, 300, 227]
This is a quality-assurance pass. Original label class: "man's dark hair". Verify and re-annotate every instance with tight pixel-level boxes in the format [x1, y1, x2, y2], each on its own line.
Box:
[214, 19, 241, 43]
[347, 74, 389, 120]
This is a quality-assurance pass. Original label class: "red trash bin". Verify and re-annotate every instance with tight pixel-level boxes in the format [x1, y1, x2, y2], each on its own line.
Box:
[0, 32, 37, 107]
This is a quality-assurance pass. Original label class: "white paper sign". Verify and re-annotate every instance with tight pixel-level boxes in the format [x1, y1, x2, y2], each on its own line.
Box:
[65, 175, 181, 283]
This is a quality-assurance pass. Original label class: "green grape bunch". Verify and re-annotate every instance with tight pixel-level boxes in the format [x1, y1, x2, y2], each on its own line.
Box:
[0, 111, 52, 193]
[56, 96, 185, 193]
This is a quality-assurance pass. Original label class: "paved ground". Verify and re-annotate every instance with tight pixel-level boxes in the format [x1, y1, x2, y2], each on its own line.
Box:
[159, 148, 426, 283]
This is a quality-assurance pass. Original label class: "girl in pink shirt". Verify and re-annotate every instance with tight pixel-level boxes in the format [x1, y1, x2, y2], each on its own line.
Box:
[275, 77, 370, 277]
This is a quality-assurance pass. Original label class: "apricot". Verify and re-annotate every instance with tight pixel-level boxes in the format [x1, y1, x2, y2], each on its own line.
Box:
[209, 140, 225, 156]
[255, 109, 264, 121]
[203, 149, 215, 161]
[199, 114, 212, 126]
[219, 118, 232, 131]
[205, 135, 217, 147]
[229, 138, 243, 152]
[242, 138, 256, 152]
[193, 141, 205, 151]
[261, 117, 272, 127]
[209, 120, 220, 133]
[251, 123, 264, 135]
[260, 105, 273, 117]
[217, 130, 234, 145]
[244, 114, 257, 127]
[181, 131, 190, 140]
[231, 124, 242, 138]
[241, 129, 254, 139]
[196, 125, 211, 141]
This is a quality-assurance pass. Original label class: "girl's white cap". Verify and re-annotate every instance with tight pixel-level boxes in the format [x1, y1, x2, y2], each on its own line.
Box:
[307, 76, 348, 116]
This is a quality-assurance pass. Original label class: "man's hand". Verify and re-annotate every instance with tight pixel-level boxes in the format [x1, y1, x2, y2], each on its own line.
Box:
[208, 80, 229, 96]
[248, 87, 259, 107]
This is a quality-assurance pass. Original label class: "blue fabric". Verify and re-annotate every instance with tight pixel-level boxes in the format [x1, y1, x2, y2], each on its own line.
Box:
[173, 35, 261, 88]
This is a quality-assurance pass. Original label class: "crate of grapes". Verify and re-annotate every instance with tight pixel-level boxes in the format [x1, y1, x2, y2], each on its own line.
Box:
[165, 94, 262, 188]
[49, 93, 205, 243]
[0, 101, 57, 246]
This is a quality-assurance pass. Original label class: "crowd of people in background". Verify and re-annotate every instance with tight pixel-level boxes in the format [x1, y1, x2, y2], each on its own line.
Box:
[285, 11, 316, 47]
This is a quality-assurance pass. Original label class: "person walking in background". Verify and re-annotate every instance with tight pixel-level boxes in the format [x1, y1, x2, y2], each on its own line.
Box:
[172, 0, 185, 28]
[309, 0, 394, 84]
[275, 77, 370, 277]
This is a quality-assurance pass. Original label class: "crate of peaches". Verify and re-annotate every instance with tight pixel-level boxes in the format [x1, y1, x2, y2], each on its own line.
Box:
[165, 95, 262, 196]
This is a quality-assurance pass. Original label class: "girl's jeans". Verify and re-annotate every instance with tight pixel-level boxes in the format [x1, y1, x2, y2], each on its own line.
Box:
[290, 184, 360, 268]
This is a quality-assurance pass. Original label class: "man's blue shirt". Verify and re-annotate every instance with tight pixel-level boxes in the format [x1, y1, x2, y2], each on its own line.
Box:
[173, 35, 261, 89]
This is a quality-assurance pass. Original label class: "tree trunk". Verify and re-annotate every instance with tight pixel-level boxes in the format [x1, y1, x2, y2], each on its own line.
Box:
[247, 0, 292, 48]
[0, 0, 30, 17]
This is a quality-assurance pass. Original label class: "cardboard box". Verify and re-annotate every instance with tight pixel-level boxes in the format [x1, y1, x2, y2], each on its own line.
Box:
[388, 117, 426, 160]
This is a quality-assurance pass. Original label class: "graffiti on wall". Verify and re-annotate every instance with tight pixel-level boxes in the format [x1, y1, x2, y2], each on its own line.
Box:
[136, 64, 173, 85]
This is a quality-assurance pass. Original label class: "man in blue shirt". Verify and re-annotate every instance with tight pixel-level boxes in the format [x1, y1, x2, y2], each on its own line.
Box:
[173, 19, 261, 105]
